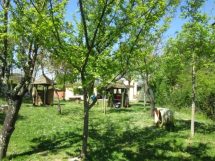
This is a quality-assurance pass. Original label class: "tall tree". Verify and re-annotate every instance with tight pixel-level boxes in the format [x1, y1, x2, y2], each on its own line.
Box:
[161, 0, 214, 138]
[181, 0, 206, 138]
[124, 15, 176, 115]
[0, 0, 56, 158]
[48, 0, 179, 159]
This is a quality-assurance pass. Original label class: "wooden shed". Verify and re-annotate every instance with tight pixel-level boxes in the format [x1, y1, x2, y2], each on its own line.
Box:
[32, 74, 54, 106]
[107, 81, 129, 108]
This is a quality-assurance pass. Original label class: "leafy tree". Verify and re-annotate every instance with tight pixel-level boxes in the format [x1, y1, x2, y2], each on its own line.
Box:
[178, 0, 207, 137]
[0, 0, 58, 158]
[160, 0, 215, 137]
[47, 0, 180, 159]
[126, 16, 178, 114]
[156, 38, 186, 106]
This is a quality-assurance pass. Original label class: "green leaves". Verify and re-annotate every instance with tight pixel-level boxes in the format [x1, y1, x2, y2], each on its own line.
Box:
[158, 0, 215, 117]
[181, 0, 205, 20]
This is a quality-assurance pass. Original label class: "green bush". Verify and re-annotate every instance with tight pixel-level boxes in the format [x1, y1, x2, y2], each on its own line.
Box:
[155, 69, 215, 118]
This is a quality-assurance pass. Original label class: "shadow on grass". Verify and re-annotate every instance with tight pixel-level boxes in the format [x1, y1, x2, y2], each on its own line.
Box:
[9, 131, 82, 159]
[88, 120, 215, 161]
[175, 119, 215, 134]
[0, 113, 25, 125]
[108, 106, 151, 114]
[7, 118, 215, 161]
[131, 103, 150, 108]
[108, 108, 133, 113]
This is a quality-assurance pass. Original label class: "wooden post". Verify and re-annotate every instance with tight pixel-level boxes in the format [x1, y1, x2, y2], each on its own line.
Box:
[102, 97, 103, 112]
[144, 81, 147, 106]
[144, 92, 146, 106]
[121, 90, 124, 108]
[46, 86, 49, 105]
[35, 85, 38, 105]
[104, 95, 106, 114]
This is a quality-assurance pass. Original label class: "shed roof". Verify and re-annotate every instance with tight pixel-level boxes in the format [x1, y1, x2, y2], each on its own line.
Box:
[32, 74, 53, 85]
[107, 81, 128, 89]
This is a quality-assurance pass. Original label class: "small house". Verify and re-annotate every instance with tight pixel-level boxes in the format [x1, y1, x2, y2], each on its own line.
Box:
[32, 74, 54, 105]
[106, 81, 129, 108]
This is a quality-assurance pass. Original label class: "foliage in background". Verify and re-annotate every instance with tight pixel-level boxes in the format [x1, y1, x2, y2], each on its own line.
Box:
[154, 2, 215, 119]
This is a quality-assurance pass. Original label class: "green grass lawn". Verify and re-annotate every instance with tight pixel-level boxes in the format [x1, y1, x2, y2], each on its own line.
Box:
[0, 101, 215, 161]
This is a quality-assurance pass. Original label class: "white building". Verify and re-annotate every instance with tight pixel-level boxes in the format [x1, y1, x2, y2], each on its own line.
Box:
[123, 80, 138, 102]
[64, 79, 141, 103]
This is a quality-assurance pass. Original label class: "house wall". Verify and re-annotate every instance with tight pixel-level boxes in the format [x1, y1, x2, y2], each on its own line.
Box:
[63, 81, 139, 102]
[123, 80, 138, 102]
[54, 90, 65, 100]
[65, 88, 83, 100]
[65, 88, 74, 100]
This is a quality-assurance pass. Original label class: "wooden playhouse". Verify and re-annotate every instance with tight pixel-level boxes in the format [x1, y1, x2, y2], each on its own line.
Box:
[32, 74, 54, 106]
[106, 81, 129, 108]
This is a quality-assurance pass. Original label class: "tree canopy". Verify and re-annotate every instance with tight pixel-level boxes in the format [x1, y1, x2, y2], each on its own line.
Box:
[0, 0, 215, 160]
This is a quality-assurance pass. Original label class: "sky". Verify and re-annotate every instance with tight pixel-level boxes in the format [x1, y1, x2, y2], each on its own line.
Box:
[165, 0, 215, 39]
[38, 0, 215, 78]
[65, 0, 215, 39]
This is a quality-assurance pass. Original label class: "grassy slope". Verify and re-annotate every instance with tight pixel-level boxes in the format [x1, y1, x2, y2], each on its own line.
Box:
[0, 101, 214, 161]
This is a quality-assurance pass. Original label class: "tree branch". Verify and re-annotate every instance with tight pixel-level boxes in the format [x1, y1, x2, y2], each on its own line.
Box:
[79, 0, 90, 49]
[90, 0, 108, 49]
[49, 0, 63, 46]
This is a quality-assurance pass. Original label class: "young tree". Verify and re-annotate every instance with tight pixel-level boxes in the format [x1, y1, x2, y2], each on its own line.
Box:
[180, 0, 207, 138]
[48, 0, 179, 159]
[161, 0, 215, 138]
[125, 18, 177, 115]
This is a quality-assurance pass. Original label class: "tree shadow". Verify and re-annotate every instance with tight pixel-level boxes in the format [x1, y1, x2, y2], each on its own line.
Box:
[88, 124, 168, 161]
[60, 110, 71, 116]
[131, 103, 150, 108]
[175, 119, 215, 134]
[108, 108, 133, 113]
[52, 103, 66, 106]
[0, 113, 25, 125]
[7, 117, 215, 160]
[108, 106, 150, 114]
[59, 106, 83, 117]
[88, 121, 215, 161]
[9, 131, 82, 159]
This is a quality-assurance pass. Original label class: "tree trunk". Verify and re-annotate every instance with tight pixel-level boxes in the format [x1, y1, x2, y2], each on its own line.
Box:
[2, 0, 10, 79]
[104, 95, 107, 114]
[191, 52, 196, 138]
[0, 96, 22, 159]
[143, 57, 155, 116]
[127, 79, 131, 108]
[143, 84, 146, 107]
[52, 82, 62, 114]
[144, 76, 155, 116]
[148, 87, 155, 116]
[54, 90, 62, 114]
[81, 89, 89, 159]
[191, 100, 195, 137]
[63, 71, 66, 101]
[103, 94, 106, 114]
